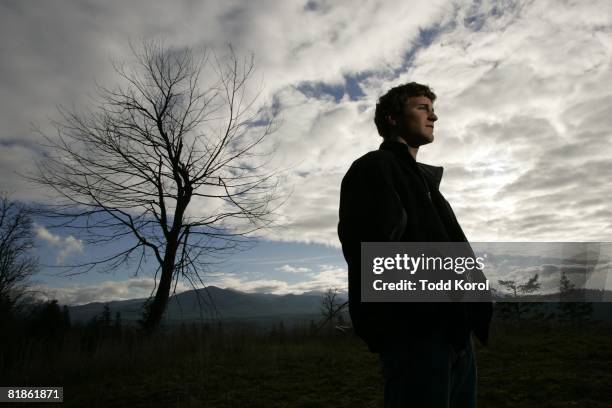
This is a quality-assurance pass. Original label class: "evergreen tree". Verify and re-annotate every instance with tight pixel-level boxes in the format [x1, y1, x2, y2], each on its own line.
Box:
[558, 272, 593, 325]
[497, 274, 543, 322]
[114, 311, 122, 328]
[277, 320, 286, 339]
[101, 304, 111, 327]
[62, 305, 71, 329]
[30, 300, 64, 340]
[308, 319, 317, 336]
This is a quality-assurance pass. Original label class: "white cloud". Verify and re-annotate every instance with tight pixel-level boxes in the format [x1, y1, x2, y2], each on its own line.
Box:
[241, 0, 612, 245]
[276, 264, 312, 273]
[207, 265, 347, 295]
[35, 224, 61, 245]
[58, 236, 84, 264]
[400, 0, 612, 242]
[293, 266, 348, 293]
[3, 0, 612, 255]
[35, 224, 84, 264]
[36, 277, 192, 306]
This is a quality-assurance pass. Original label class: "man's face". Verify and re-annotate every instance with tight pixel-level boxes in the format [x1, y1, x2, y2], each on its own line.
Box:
[390, 96, 438, 146]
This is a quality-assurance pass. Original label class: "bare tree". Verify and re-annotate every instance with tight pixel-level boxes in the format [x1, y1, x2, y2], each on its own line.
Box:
[319, 287, 349, 332]
[0, 194, 38, 312]
[30, 41, 281, 331]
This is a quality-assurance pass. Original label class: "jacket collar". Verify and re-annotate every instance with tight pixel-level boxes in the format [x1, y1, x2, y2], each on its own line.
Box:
[379, 140, 444, 189]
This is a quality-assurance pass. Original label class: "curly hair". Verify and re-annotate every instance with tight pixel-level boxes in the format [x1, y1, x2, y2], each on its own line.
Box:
[374, 82, 436, 138]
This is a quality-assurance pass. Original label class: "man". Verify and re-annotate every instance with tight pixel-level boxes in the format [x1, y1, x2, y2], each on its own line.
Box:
[338, 82, 492, 407]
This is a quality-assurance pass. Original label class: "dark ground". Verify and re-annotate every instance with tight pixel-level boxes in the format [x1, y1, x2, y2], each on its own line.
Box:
[2, 320, 612, 407]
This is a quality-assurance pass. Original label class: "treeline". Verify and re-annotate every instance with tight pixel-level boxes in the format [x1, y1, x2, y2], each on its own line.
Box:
[0, 300, 357, 385]
[493, 273, 603, 325]
[494, 297, 596, 325]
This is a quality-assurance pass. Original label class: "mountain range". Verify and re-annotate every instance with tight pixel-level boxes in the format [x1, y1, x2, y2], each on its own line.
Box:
[67, 286, 612, 327]
[68, 286, 342, 327]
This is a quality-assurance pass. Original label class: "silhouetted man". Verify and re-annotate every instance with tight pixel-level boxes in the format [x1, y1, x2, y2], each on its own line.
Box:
[338, 82, 492, 407]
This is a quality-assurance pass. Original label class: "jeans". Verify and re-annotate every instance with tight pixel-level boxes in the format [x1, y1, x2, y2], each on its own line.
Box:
[379, 333, 476, 408]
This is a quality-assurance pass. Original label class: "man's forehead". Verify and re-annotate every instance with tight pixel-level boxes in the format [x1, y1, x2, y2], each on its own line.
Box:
[405, 96, 433, 106]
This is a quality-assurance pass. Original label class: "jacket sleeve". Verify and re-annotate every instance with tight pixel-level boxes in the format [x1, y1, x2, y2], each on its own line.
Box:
[338, 157, 407, 349]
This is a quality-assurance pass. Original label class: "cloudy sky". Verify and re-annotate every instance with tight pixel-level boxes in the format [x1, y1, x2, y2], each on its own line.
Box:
[1, 0, 611, 305]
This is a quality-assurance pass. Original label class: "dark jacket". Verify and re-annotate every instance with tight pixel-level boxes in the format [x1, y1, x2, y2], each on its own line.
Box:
[338, 140, 492, 352]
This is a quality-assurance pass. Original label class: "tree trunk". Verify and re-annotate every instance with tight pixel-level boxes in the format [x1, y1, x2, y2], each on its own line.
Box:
[141, 240, 179, 332]
[141, 193, 190, 332]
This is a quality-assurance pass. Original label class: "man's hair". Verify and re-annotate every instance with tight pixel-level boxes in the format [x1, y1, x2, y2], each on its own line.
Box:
[374, 82, 436, 138]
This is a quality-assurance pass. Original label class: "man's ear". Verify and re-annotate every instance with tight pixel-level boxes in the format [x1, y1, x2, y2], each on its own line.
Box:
[386, 115, 396, 126]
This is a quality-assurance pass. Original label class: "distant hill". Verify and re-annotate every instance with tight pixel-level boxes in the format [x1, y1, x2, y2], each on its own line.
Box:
[67, 287, 612, 327]
[68, 286, 346, 327]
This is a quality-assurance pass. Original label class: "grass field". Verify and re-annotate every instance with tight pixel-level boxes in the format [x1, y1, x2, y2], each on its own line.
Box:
[2, 321, 612, 407]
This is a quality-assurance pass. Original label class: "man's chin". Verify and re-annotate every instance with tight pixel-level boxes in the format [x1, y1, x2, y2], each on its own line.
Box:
[418, 130, 434, 145]
[401, 133, 434, 146]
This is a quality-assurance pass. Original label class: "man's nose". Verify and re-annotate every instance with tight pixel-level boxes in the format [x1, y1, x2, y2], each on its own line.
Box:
[429, 112, 438, 122]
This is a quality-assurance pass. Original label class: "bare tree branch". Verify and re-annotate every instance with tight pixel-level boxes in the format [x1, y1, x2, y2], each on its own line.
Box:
[0, 194, 38, 311]
[28, 40, 282, 331]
